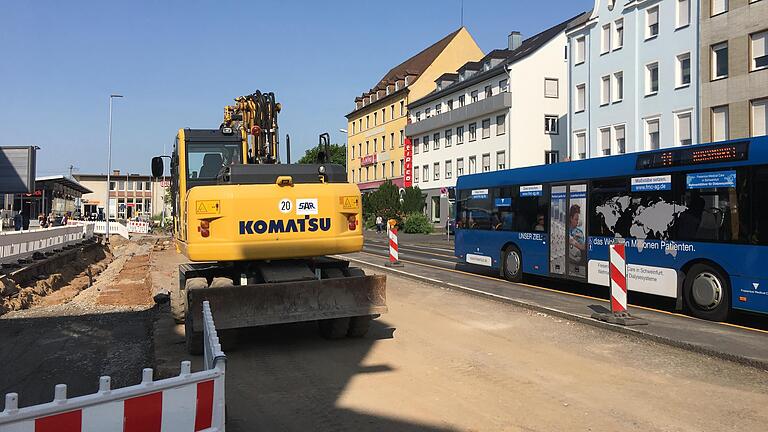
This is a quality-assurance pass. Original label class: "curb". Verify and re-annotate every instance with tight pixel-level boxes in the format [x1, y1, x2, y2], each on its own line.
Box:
[338, 255, 768, 372]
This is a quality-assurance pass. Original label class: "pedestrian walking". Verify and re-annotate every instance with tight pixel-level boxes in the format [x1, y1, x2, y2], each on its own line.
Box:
[376, 215, 383, 234]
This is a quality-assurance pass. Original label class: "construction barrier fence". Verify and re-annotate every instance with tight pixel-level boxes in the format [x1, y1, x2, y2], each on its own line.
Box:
[0, 301, 226, 431]
[0, 224, 95, 267]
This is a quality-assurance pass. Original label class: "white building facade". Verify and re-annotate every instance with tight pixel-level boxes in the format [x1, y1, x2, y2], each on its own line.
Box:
[567, 0, 700, 159]
[406, 17, 583, 226]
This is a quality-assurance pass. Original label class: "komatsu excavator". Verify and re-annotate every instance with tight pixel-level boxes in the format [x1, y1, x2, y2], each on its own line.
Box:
[151, 91, 386, 354]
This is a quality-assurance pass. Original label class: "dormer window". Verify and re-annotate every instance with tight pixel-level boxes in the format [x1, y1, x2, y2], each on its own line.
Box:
[484, 61, 491, 71]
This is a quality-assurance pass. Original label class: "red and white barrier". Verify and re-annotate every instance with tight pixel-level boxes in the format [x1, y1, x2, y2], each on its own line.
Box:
[609, 243, 627, 314]
[126, 221, 150, 234]
[0, 302, 226, 432]
[386, 226, 403, 267]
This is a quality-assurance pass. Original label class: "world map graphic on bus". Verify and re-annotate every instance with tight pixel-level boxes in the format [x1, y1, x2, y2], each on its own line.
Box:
[595, 196, 687, 247]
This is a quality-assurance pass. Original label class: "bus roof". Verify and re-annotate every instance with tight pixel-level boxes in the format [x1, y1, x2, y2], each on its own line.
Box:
[456, 136, 768, 190]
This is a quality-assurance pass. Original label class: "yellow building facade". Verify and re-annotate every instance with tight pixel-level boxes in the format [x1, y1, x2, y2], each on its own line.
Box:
[346, 27, 484, 190]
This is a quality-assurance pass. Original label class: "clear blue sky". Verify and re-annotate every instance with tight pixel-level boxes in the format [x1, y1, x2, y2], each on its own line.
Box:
[0, 0, 588, 176]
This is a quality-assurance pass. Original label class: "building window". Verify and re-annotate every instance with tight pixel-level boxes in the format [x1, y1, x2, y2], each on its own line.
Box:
[677, 0, 690, 28]
[646, 62, 659, 95]
[677, 53, 691, 87]
[545, 151, 560, 164]
[358, 119, 362, 131]
[366, 115, 369, 129]
[390, 161, 395, 177]
[676, 111, 693, 146]
[499, 79, 508, 92]
[373, 112, 377, 126]
[471, 90, 478, 103]
[422, 165, 429, 183]
[484, 85, 492, 98]
[423, 135, 429, 152]
[469, 123, 477, 141]
[545, 115, 559, 134]
[614, 125, 626, 154]
[425, 107, 431, 118]
[382, 163, 386, 179]
[109, 181, 116, 191]
[400, 159, 404, 176]
[415, 111, 421, 122]
[711, 42, 729, 80]
[435, 103, 441, 115]
[400, 101, 405, 116]
[614, 19, 624, 50]
[390, 133, 395, 150]
[711, 0, 728, 16]
[712, 105, 730, 141]
[482, 118, 491, 139]
[544, 78, 559, 98]
[373, 138, 377, 152]
[646, 6, 659, 39]
[390, 105, 395, 120]
[145, 181, 151, 190]
[457, 126, 465, 144]
[496, 151, 506, 170]
[358, 168, 362, 182]
[414, 166, 419, 183]
[601, 24, 611, 54]
[645, 118, 661, 150]
[457, 158, 464, 176]
[576, 84, 586, 112]
[752, 98, 768, 137]
[750, 30, 768, 71]
[600, 127, 612, 156]
[445, 160, 452, 179]
[399, 130, 404, 147]
[575, 36, 585, 64]
[601, 75, 611, 105]
[447, 99, 454, 110]
[496, 115, 506, 135]
[433, 132, 440, 150]
[574, 131, 587, 159]
[381, 109, 385, 123]
[614, 71, 624, 102]
[459, 95, 465, 107]
[469, 156, 477, 174]
[351, 145, 355, 158]
[414, 138, 420, 154]
[482, 154, 491, 172]
[434, 162, 440, 180]
[382, 136, 386, 151]
[445, 129, 453, 147]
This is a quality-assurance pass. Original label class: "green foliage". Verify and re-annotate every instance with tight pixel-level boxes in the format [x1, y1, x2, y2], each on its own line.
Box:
[297, 143, 347, 167]
[401, 186, 425, 214]
[363, 183, 427, 229]
[402, 212, 433, 234]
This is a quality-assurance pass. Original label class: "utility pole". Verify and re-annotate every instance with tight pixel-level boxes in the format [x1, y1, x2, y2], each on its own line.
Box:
[105, 94, 123, 241]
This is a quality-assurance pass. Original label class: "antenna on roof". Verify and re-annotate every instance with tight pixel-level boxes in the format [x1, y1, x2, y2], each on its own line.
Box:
[460, 0, 464, 27]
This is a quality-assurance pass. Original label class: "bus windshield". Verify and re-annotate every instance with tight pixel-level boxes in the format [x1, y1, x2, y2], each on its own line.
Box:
[186, 142, 242, 180]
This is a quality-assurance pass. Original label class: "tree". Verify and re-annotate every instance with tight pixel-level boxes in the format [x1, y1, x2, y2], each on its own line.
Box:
[363, 182, 427, 228]
[401, 186, 425, 214]
[297, 143, 347, 167]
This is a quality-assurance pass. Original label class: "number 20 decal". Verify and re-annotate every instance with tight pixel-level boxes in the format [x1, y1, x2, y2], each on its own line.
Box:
[279, 198, 292, 214]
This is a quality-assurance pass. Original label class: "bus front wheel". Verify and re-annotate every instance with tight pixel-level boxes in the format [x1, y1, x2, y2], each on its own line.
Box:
[502, 246, 523, 283]
[683, 263, 730, 322]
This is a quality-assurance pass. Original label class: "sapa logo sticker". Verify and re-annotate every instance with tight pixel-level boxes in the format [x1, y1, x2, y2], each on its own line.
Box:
[296, 198, 318, 215]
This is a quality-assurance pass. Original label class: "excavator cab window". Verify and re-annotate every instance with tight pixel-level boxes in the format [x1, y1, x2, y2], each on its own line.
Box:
[186, 143, 242, 181]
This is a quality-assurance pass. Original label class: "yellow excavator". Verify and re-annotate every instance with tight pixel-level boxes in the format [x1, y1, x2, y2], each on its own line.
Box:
[151, 91, 386, 354]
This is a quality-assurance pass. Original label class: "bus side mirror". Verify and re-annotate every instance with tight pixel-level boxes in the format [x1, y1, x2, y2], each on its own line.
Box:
[151, 156, 164, 178]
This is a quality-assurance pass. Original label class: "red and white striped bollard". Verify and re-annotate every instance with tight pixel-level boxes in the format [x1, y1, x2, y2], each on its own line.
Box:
[386, 225, 403, 267]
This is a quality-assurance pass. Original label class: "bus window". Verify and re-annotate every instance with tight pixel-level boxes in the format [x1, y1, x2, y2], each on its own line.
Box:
[457, 189, 494, 230]
[673, 169, 749, 242]
[753, 166, 768, 245]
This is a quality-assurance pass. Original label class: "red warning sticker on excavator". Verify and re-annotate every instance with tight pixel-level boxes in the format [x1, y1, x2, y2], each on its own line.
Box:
[340, 196, 359, 210]
[196, 200, 220, 215]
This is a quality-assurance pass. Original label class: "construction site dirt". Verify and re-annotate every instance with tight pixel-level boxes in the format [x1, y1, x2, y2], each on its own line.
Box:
[4, 235, 768, 431]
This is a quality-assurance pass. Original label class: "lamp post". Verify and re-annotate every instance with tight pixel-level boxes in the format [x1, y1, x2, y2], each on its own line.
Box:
[105, 94, 123, 241]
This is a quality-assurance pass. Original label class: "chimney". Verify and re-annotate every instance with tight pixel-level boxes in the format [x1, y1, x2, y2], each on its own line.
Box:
[508, 31, 522, 51]
[112, 169, 120, 176]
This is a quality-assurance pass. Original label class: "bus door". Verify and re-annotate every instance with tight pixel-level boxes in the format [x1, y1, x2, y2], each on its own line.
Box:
[549, 183, 588, 280]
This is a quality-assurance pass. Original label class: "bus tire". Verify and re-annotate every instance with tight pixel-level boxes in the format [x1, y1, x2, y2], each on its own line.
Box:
[502, 246, 523, 283]
[683, 263, 730, 322]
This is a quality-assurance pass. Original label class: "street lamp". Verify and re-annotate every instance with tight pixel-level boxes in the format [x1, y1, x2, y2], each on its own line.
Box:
[105, 94, 123, 241]
[339, 128, 348, 177]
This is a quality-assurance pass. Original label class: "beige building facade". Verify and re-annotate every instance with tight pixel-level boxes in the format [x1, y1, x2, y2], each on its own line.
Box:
[700, 0, 768, 142]
[75, 170, 170, 220]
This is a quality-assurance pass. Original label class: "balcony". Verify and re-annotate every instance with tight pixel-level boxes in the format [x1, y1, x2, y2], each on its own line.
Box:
[406, 92, 511, 137]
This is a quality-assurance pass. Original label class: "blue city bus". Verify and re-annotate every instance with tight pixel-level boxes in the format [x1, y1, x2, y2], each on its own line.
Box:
[454, 136, 768, 321]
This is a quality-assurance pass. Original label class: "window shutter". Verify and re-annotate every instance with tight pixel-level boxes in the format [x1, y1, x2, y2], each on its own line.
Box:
[577, 134, 586, 154]
[601, 129, 611, 150]
[648, 120, 659, 134]
[679, 114, 692, 141]
[752, 32, 767, 67]
[752, 100, 767, 136]
[615, 126, 625, 141]
[648, 8, 658, 26]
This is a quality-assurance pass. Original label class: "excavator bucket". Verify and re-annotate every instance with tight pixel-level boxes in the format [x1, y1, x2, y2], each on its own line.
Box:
[185, 274, 387, 332]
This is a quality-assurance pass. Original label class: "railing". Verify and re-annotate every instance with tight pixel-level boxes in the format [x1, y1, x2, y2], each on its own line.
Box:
[92, 221, 130, 239]
[0, 301, 226, 431]
[0, 224, 95, 266]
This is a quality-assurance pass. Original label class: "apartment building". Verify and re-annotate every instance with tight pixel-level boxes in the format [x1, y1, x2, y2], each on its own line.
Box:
[567, 0, 700, 159]
[345, 27, 484, 191]
[406, 16, 583, 225]
[700, 0, 768, 141]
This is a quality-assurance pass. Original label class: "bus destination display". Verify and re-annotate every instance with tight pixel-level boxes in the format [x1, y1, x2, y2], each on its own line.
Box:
[636, 141, 749, 170]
